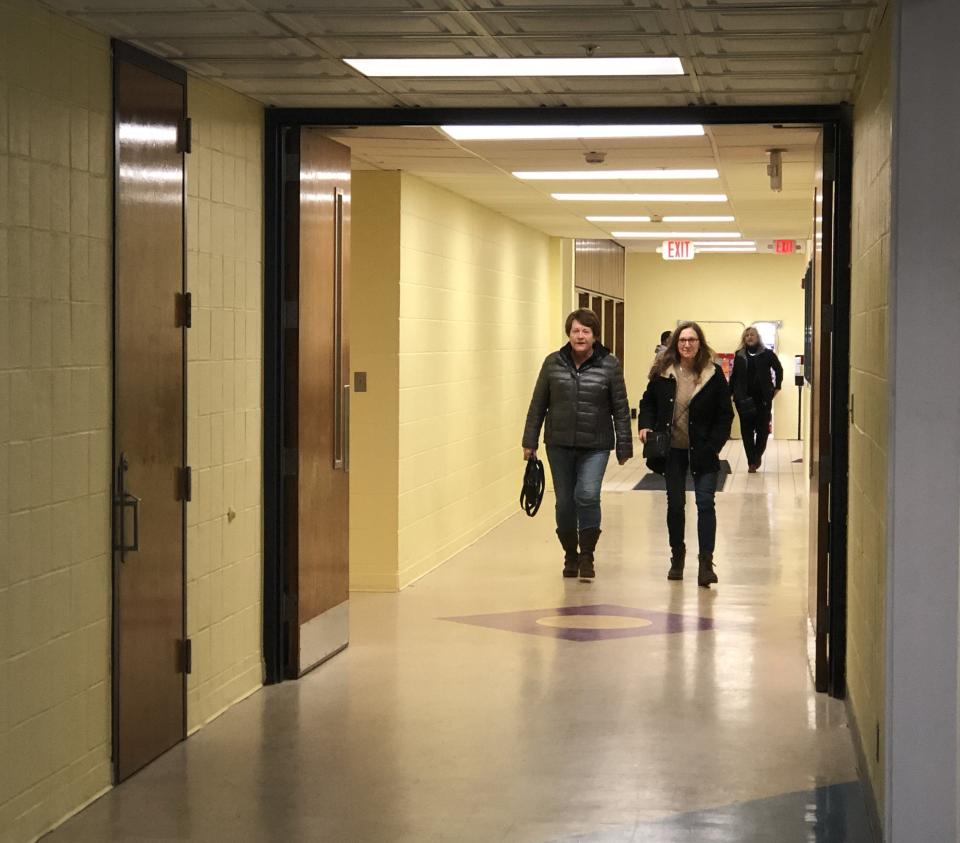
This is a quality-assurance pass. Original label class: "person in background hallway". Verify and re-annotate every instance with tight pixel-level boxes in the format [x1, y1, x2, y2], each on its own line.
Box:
[655, 330, 672, 356]
[523, 309, 633, 583]
[638, 322, 733, 588]
[729, 326, 783, 473]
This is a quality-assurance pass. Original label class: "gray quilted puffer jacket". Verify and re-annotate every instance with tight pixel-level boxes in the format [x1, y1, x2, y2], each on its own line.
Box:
[522, 343, 633, 460]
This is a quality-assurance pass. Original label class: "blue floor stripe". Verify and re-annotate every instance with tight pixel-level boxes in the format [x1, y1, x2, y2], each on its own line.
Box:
[552, 781, 874, 842]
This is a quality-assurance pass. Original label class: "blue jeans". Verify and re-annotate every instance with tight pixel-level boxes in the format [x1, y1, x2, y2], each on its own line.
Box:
[665, 448, 718, 553]
[545, 446, 610, 533]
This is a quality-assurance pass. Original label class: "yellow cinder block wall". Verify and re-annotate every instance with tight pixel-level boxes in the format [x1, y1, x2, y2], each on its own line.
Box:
[397, 174, 557, 587]
[349, 171, 401, 592]
[846, 3, 891, 818]
[0, 2, 113, 839]
[184, 77, 264, 732]
[624, 253, 807, 440]
[349, 171, 557, 589]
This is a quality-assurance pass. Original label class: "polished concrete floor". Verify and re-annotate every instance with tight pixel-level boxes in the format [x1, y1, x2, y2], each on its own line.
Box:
[46, 440, 872, 842]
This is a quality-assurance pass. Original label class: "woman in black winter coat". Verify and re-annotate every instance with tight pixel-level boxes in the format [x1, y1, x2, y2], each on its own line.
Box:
[522, 309, 633, 583]
[638, 322, 733, 588]
[729, 326, 783, 472]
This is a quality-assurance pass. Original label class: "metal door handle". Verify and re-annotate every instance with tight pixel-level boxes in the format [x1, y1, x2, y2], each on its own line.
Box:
[343, 384, 351, 473]
[118, 493, 141, 556]
[114, 452, 140, 562]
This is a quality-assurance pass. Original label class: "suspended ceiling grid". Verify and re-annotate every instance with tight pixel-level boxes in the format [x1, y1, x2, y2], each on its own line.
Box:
[41, 0, 887, 108]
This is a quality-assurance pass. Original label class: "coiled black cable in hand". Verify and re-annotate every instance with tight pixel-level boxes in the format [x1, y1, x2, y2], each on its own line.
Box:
[520, 457, 545, 517]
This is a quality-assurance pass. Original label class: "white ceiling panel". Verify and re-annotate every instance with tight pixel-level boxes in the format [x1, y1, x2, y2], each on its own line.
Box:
[36, 0, 881, 252]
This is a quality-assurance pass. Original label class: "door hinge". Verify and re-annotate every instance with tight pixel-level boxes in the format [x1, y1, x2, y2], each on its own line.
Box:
[823, 304, 834, 333]
[178, 117, 192, 154]
[178, 466, 192, 502]
[182, 638, 192, 674]
[282, 447, 298, 477]
[823, 154, 836, 183]
[176, 292, 192, 328]
[282, 593, 298, 623]
[283, 300, 298, 331]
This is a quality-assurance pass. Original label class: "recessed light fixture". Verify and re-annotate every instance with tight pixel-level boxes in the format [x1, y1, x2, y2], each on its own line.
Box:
[345, 57, 684, 78]
[441, 125, 705, 141]
[555, 193, 727, 202]
[586, 215, 652, 222]
[513, 168, 718, 180]
[613, 231, 741, 239]
[662, 215, 735, 222]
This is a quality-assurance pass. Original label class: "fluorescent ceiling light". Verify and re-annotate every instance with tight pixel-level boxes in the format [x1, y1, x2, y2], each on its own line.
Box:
[662, 215, 735, 222]
[586, 215, 652, 222]
[691, 240, 754, 246]
[613, 231, 741, 239]
[345, 57, 684, 78]
[695, 247, 757, 253]
[441, 125, 704, 141]
[554, 193, 727, 202]
[514, 168, 718, 181]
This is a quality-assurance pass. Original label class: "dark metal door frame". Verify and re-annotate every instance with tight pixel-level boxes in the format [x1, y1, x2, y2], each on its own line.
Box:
[262, 105, 852, 697]
[111, 40, 189, 780]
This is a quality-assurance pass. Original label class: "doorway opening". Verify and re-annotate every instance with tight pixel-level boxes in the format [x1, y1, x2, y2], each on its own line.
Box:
[262, 107, 851, 701]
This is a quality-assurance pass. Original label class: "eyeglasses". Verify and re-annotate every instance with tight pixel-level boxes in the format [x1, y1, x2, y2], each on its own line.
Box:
[677, 338, 700, 344]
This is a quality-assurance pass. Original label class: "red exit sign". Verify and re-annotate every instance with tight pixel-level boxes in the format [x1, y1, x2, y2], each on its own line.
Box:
[661, 240, 695, 261]
[775, 239, 796, 254]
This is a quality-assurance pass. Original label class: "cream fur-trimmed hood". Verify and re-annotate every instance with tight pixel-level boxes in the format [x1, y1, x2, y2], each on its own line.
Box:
[668, 362, 717, 401]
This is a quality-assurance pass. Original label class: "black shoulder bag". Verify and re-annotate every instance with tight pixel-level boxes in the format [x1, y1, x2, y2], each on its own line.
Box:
[642, 431, 671, 460]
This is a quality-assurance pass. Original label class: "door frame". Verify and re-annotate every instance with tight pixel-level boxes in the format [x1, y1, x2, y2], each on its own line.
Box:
[110, 40, 189, 779]
[262, 105, 853, 695]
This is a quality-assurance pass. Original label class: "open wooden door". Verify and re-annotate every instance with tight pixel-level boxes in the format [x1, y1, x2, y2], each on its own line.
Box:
[282, 129, 351, 677]
[112, 45, 188, 780]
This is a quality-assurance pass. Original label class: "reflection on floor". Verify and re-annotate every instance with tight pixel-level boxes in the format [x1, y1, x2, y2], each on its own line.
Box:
[604, 439, 807, 497]
[46, 436, 873, 842]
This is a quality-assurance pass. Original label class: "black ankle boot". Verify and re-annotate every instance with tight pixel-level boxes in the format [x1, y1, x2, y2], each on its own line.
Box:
[577, 527, 601, 582]
[668, 545, 685, 581]
[698, 552, 718, 588]
[557, 530, 579, 578]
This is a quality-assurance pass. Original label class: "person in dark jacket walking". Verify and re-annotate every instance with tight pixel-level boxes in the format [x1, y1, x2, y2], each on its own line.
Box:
[638, 321, 733, 587]
[729, 326, 783, 473]
[522, 309, 633, 582]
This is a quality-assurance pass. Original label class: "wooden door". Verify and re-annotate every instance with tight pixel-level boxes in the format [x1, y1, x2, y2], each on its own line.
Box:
[283, 129, 351, 677]
[808, 129, 834, 693]
[112, 48, 187, 781]
[615, 301, 625, 362]
[603, 299, 614, 349]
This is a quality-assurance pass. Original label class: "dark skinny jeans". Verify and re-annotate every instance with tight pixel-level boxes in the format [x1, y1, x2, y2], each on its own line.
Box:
[665, 447, 718, 554]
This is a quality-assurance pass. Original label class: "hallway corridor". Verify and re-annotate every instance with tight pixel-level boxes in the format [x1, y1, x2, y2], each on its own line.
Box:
[46, 448, 871, 842]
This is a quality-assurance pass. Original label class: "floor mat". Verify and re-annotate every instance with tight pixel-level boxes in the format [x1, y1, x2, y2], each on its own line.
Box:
[633, 459, 731, 492]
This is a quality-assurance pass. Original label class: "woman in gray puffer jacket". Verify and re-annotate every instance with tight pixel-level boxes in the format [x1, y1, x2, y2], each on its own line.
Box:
[522, 308, 633, 582]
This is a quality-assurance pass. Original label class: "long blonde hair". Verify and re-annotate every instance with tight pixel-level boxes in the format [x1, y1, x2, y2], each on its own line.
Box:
[649, 321, 716, 379]
[736, 325, 764, 352]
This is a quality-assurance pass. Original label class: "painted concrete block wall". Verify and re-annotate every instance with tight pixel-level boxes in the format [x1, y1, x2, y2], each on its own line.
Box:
[0, 1, 113, 840]
[184, 77, 264, 731]
[624, 253, 807, 439]
[349, 171, 401, 591]
[847, 5, 891, 816]
[397, 173, 555, 588]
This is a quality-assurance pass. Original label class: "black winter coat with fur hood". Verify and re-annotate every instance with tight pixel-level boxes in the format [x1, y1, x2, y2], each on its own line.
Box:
[522, 343, 633, 461]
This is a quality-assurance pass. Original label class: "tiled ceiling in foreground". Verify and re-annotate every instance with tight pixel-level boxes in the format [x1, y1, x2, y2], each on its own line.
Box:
[41, 0, 887, 109]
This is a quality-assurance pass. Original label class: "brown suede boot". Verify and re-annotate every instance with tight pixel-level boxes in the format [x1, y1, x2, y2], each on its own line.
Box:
[557, 530, 579, 578]
[668, 545, 685, 581]
[577, 527, 601, 582]
[697, 552, 718, 588]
